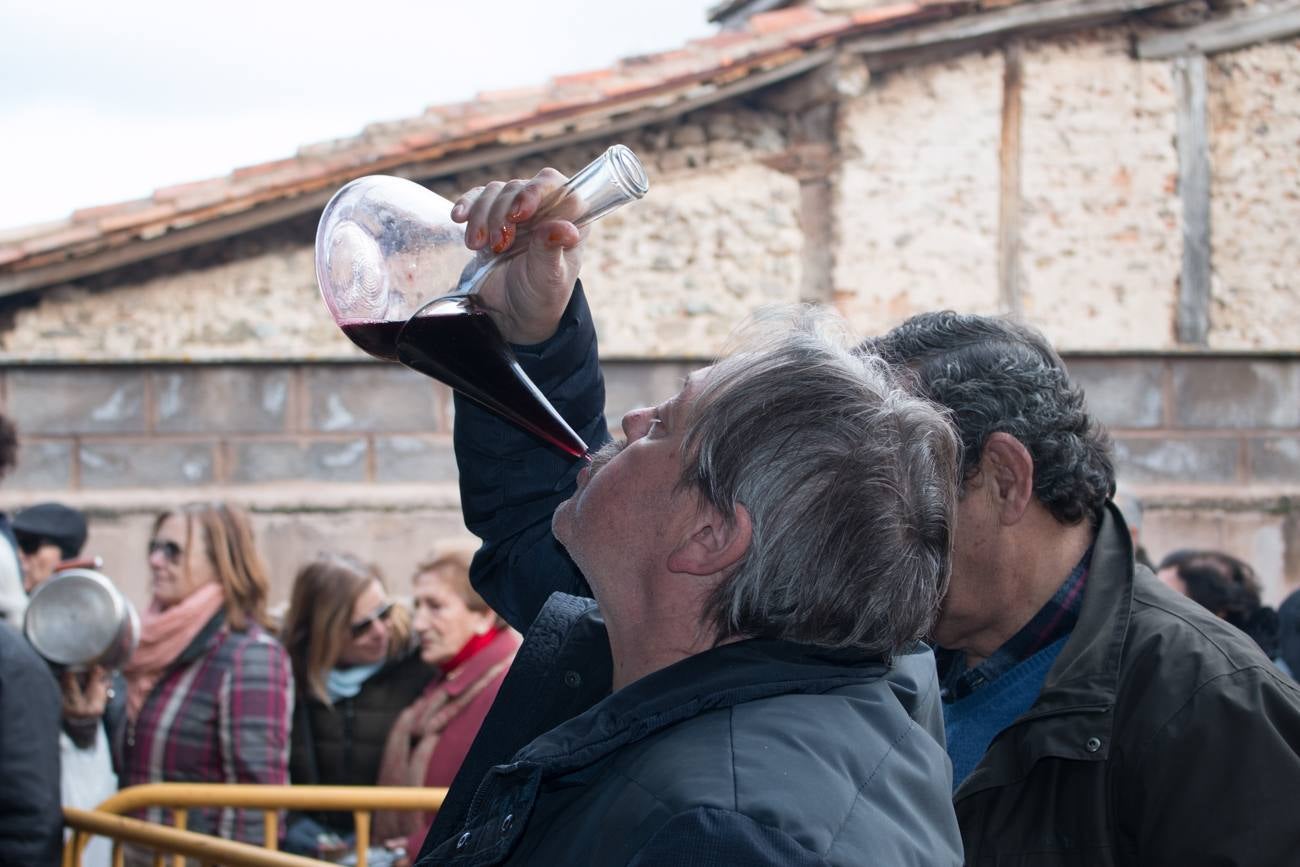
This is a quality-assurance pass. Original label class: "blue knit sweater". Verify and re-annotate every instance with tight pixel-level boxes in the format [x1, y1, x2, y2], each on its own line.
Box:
[942, 635, 1069, 790]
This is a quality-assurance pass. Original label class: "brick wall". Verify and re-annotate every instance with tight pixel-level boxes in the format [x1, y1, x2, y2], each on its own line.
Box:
[3, 355, 1299, 610]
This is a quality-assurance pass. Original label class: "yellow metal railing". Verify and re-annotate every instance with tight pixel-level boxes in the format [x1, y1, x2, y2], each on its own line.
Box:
[64, 784, 448, 867]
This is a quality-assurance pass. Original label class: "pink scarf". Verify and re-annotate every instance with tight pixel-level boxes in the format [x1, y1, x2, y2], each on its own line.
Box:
[123, 582, 225, 721]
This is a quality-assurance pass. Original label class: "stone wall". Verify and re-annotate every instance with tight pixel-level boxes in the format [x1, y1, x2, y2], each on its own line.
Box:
[833, 51, 1004, 328]
[1206, 38, 1300, 349]
[1019, 32, 1181, 350]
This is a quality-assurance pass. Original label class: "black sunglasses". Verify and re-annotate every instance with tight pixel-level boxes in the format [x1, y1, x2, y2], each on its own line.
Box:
[350, 601, 394, 638]
[147, 539, 184, 564]
[15, 532, 47, 556]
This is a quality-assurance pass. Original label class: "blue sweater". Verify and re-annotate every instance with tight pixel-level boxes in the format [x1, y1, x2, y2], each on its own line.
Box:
[943, 635, 1069, 790]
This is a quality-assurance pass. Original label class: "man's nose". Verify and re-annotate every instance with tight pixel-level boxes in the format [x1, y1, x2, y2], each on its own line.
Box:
[622, 407, 652, 441]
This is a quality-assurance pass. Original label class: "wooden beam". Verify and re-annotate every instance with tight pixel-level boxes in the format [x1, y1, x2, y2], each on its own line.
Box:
[998, 43, 1024, 317]
[1174, 54, 1211, 345]
[844, 0, 1182, 59]
[1136, 0, 1300, 59]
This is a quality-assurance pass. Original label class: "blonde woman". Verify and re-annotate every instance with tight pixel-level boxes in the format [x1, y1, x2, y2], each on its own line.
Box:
[280, 554, 435, 857]
[120, 502, 292, 846]
[375, 548, 520, 854]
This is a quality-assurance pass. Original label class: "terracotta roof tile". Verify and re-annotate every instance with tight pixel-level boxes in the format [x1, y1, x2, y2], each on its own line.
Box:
[232, 156, 302, 181]
[97, 203, 178, 233]
[602, 78, 654, 98]
[535, 93, 604, 115]
[689, 31, 754, 50]
[152, 176, 229, 203]
[19, 223, 102, 255]
[462, 110, 540, 133]
[70, 198, 155, 224]
[749, 6, 822, 35]
[853, 2, 927, 26]
[552, 67, 616, 87]
[778, 13, 855, 45]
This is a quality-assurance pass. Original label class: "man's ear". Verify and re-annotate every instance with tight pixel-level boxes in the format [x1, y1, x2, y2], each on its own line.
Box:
[980, 432, 1035, 526]
[667, 501, 753, 577]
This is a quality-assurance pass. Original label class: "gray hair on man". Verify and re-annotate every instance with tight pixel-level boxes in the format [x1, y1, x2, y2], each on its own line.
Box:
[681, 307, 961, 659]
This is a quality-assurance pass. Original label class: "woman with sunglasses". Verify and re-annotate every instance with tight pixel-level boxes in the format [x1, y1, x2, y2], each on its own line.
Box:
[279, 554, 435, 858]
[373, 548, 520, 856]
[120, 502, 292, 850]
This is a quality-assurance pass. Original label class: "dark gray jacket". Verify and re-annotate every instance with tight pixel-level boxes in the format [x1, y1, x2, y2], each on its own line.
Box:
[0, 621, 62, 866]
[420, 595, 961, 866]
[955, 505, 1300, 865]
[417, 287, 962, 865]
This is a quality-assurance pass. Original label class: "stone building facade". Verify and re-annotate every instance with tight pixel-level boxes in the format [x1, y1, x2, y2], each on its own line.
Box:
[1, 0, 1297, 608]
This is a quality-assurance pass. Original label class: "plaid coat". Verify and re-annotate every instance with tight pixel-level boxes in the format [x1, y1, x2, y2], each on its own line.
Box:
[119, 612, 293, 843]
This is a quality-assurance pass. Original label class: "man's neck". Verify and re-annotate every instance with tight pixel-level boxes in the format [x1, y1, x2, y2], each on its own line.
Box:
[962, 513, 1095, 668]
[604, 610, 721, 692]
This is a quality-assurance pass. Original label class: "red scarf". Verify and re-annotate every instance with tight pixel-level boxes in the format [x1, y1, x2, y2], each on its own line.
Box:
[442, 627, 500, 674]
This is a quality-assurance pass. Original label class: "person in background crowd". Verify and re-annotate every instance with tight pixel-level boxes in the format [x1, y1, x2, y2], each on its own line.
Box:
[13, 502, 90, 593]
[861, 312, 1300, 865]
[416, 169, 963, 865]
[1111, 487, 1154, 571]
[0, 415, 26, 625]
[280, 554, 435, 858]
[1277, 588, 1300, 679]
[14, 502, 117, 867]
[374, 549, 519, 857]
[0, 619, 62, 866]
[119, 502, 292, 853]
[1157, 549, 1280, 660]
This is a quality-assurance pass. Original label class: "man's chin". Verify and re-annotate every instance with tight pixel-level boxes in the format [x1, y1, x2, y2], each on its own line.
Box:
[552, 497, 576, 549]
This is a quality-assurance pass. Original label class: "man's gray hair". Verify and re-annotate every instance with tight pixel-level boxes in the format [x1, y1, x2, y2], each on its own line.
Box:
[681, 308, 960, 658]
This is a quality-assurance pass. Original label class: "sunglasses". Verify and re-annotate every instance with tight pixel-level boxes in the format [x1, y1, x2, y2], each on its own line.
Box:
[15, 532, 47, 556]
[350, 601, 394, 639]
[147, 539, 184, 564]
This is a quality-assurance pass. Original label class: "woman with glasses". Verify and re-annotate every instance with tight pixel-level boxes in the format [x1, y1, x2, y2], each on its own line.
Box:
[373, 548, 520, 856]
[279, 554, 435, 858]
[120, 502, 292, 850]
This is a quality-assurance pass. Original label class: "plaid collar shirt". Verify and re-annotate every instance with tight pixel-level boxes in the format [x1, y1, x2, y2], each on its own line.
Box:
[121, 615, 294, 843]
[938, 546, 1092, 703]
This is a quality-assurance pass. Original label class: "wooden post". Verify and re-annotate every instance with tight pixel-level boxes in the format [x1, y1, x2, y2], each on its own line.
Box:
[998, 42, 1024, 317]
[1174, 54, 1211, 345]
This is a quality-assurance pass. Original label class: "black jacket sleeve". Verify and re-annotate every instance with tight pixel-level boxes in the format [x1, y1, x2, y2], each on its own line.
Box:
[0, 623, 63, 867]
[453, 282, 612, 632]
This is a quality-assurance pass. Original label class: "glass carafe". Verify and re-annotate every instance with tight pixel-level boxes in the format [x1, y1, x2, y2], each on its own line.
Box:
[315, 145, 649, 458]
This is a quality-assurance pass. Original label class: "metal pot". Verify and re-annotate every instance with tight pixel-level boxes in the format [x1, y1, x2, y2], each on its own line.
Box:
[24, 568, 140, 670]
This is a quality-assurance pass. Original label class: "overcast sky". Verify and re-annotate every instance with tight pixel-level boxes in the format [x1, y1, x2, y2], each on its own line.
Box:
[0, 0, 717, 230]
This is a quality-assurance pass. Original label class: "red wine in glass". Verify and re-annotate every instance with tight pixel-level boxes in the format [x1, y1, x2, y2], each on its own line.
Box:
[343, 298, 587, 459]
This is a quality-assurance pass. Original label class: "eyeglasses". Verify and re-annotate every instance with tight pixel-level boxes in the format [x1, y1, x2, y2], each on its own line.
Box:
[349, 601, 394, 638]
[147, 539, 184, 565]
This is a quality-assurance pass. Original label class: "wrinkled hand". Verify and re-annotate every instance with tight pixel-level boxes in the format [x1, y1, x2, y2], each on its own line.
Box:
[62, 665, 110, 720]
[451, 169, 585, 345]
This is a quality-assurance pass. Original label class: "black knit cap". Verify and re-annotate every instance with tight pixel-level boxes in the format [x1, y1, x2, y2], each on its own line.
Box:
[12, 502, 88, 560]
